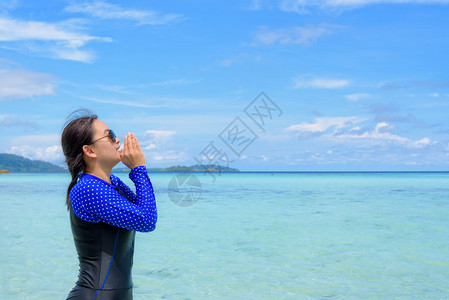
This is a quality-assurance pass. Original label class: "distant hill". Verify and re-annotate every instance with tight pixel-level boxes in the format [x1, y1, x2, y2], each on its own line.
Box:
[0, 153, 65, 173]
[0, 153, 239, 173]
[158, 164, 239, 172]
[189, 164, 239, 172]
[114, 164, 240, 173]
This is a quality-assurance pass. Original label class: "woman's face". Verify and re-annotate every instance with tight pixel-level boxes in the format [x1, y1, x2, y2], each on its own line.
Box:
[90, 119, 121, 167]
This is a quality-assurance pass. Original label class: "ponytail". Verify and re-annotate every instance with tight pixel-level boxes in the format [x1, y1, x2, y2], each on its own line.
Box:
[66, 178, 78, 208]
[64, 152, 87, 208]
[61, 109, 97, 210]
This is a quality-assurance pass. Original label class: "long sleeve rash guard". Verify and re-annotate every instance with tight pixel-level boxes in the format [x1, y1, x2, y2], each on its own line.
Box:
[70, 166, 157, 232]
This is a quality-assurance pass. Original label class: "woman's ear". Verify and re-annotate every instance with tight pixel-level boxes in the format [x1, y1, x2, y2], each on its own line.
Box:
[82, 145, 97, 158]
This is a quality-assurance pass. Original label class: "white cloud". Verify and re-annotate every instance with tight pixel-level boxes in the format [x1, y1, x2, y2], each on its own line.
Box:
[150, 150, 188, 162]
[142, 130, 176, 150]
[345, 93, 370, 101]
[288, 117, 434, 150]
[218, 54, 262, 67]
[0, 116, 39, 131]
[94, 79, 200, 94]
[338, 122, 409, 143]
[8, 145, 64, 164]
[7, 134, 65, 164]
[65, 1, 183, 25]
[95, 84, 134, 94]
[0, 17, 95, 43]
[0, 0, 19, 11]
[278, 0, 449, 13]
[220, 59, 234, 67]
[0, 69, 57, 101]
[287, 116, 361, 133]
[139, 130, 192, 165]
[293, 76, 350, 89]
[328, 0, 449, 5]
[253, 25, 332, 46]
[149, 79, 201, 87]
[11, 134, 60, 145]
[0, 16, 111, 62]
[52, 48, 96, 63]
[412, 137, 432, 149]
[249, 0, 265, 10]
[336, 121, 434, 148]
[79, 96, 168, 108]
[145, 130, 176, 139]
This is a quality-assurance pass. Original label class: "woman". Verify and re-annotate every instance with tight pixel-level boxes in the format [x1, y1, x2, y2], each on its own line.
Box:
[61, 110, 157, 300]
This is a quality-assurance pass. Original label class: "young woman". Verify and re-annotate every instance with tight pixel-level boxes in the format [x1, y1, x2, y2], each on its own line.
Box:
[61, 110, 157, 300]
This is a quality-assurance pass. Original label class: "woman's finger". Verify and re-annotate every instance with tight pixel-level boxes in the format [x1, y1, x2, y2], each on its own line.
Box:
[123, 134, 128, 153]
[126, 133, 133, 151]
[127, 133, 133, 152]
[131, 134, 138, 151]
[134, 136, 142, 152]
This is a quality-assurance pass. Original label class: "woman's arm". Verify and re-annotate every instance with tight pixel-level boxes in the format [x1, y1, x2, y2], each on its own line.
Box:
[111, 174, 137, 203]
[70, 133, 157, 232]
[71, 170, 157, 232]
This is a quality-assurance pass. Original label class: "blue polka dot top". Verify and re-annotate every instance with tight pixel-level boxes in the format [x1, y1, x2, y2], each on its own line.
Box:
[70, 166, 157, 232]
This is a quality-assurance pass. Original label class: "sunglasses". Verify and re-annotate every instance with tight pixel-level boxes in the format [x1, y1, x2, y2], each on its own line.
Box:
[90, 129, 117, 144]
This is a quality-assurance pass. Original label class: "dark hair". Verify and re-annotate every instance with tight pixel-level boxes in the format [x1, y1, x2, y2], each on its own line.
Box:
[61, 109, 98, 209]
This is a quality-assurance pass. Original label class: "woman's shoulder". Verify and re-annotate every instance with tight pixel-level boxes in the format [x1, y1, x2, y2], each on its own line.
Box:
[110, 173, 120, 181]
[74, 174, 112, 192]
[110, 173, 124, 186]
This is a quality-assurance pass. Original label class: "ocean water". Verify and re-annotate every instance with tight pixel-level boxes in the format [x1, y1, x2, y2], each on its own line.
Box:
[0, 172, 448, 299]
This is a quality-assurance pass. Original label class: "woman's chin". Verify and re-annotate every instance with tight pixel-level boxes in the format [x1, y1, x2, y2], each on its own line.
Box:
[110, 156, 121, 167]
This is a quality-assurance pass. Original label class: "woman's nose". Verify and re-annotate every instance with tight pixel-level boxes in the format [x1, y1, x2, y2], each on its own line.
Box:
[115, 137, 120, 144]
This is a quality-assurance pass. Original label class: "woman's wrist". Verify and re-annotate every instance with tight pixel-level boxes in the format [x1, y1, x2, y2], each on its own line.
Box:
[130, 165, 146, 173]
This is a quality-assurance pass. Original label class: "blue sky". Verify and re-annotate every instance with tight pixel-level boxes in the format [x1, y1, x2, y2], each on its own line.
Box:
[1, 0, 449, 171]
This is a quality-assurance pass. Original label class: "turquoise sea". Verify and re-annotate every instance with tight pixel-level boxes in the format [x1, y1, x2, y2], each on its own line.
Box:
[1, 172, 448, 299]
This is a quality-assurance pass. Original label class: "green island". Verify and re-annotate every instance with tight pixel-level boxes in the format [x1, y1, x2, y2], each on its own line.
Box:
[115, 164, 239, 173]
[0, 153, 65, 173]
[0, 153, 239, 173]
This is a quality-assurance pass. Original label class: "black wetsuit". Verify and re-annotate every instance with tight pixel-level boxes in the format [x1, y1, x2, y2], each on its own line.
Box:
[67, 207, 135, 299]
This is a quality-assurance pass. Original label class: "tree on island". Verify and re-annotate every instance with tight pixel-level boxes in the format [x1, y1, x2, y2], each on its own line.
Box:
[0, 153, 65, 173]
[0, 153, 240, 173]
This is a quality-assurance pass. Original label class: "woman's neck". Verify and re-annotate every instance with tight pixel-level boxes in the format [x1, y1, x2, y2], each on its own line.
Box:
[84, 166, 112, 183]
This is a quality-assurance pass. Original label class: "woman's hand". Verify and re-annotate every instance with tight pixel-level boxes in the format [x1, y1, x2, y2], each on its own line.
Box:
[120, 133, 146, 169]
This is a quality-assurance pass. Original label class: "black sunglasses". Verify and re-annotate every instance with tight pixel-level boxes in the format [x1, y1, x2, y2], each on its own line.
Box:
[90, 129, 117, 144]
